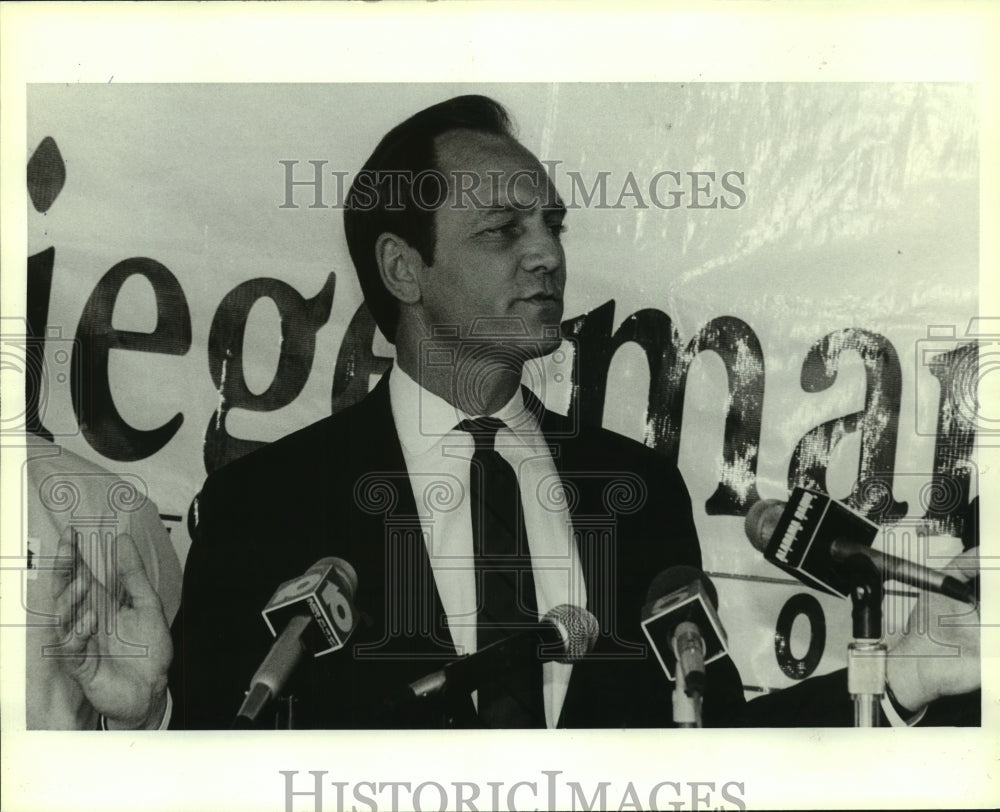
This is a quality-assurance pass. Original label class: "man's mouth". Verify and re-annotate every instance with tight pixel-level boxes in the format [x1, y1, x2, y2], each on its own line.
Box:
[521, 293, 561, 304]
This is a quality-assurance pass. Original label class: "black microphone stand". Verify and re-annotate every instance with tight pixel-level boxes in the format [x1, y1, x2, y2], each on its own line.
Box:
[843, 554, 886, 727]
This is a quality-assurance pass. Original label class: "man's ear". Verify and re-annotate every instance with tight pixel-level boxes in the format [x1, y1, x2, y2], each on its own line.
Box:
[375, 232, 423, 305]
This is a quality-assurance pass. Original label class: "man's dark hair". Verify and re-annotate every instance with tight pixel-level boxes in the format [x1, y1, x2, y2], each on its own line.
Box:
[343, 94, 514, 343]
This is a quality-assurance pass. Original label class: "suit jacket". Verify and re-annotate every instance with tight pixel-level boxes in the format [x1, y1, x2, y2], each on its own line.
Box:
[168, 374, 977, 729]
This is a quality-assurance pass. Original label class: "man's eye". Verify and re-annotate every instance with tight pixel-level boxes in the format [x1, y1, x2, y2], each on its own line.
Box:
[548, 222, 567, 238]
[483, 222, 519, 236]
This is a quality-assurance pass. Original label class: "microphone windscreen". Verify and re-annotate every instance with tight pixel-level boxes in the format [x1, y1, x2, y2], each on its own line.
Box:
[645, 565, 719, 609]
[318, 556, 358, 598]
[744, 499, 785, 553]
[544, 604, 599, 662]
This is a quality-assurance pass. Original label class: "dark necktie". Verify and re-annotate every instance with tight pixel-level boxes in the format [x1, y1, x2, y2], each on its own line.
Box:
[458, 417, 545, 728]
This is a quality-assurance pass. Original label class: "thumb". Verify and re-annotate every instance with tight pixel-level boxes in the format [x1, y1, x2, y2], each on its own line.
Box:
[50, 525, 79, 603]
[945, 545, 980, 582]
[112, 533, 160, 610]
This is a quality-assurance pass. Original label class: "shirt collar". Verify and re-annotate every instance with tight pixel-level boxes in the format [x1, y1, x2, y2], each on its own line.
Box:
[389, 363, 542, 457]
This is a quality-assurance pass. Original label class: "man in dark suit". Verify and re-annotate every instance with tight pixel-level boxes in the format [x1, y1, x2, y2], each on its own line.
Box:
[169, 94, 746, 729]
[52, 94, 981, 730]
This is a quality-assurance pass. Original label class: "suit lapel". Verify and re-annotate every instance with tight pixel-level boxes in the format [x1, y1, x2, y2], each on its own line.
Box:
[341, 372, 459, 662]
[334, 373, 487, 726]
[531, 391, 596, 728]
[531, 388, 593, 613]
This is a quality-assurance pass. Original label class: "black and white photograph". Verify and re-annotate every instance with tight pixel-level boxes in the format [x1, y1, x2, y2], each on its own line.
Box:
[2, 3, 997, 811]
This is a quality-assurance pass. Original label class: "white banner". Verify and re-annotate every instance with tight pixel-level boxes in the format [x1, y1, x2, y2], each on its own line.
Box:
[19, 82, 980, 698]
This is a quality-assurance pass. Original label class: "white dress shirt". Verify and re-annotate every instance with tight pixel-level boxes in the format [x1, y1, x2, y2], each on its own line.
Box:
[388, 363, 587, 728]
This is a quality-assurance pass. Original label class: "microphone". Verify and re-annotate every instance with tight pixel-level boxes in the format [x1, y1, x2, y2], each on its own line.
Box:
[745, 489, 975, 605]
[406, 604, 599, 700]
[639, 566, 728, 697]
[235, 557, 358, 725]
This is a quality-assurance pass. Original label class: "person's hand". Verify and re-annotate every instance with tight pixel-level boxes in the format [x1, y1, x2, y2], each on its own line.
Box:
[886, 546, 980, 713]
[50, 526, 173, 729]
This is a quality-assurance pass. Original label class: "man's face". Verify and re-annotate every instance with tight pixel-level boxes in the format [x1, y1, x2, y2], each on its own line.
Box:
[414, 130, 567, 357]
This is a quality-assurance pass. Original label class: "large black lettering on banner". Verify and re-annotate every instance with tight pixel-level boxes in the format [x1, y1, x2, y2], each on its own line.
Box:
[204, 274, 336, 474]
[923, 342, 978, 537]
[72, 258, 192, 462]
[789, 328, 907, 523]
[563, 300, 764, 516]
[330, 303, 393, 415]
[25, 247, 56, 441]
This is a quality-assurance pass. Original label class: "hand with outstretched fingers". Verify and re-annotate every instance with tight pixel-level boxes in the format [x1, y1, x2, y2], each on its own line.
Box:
[50, 527, 172, 729]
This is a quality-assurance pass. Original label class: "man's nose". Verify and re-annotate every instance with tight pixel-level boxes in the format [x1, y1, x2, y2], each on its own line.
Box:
[519, 219, 563, 274]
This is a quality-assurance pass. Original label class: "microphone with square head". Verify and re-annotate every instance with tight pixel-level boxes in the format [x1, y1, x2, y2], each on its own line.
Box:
[640, 566, 728, 698]
[745, 488, 976, 605]
[235, 557, 358, 726]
